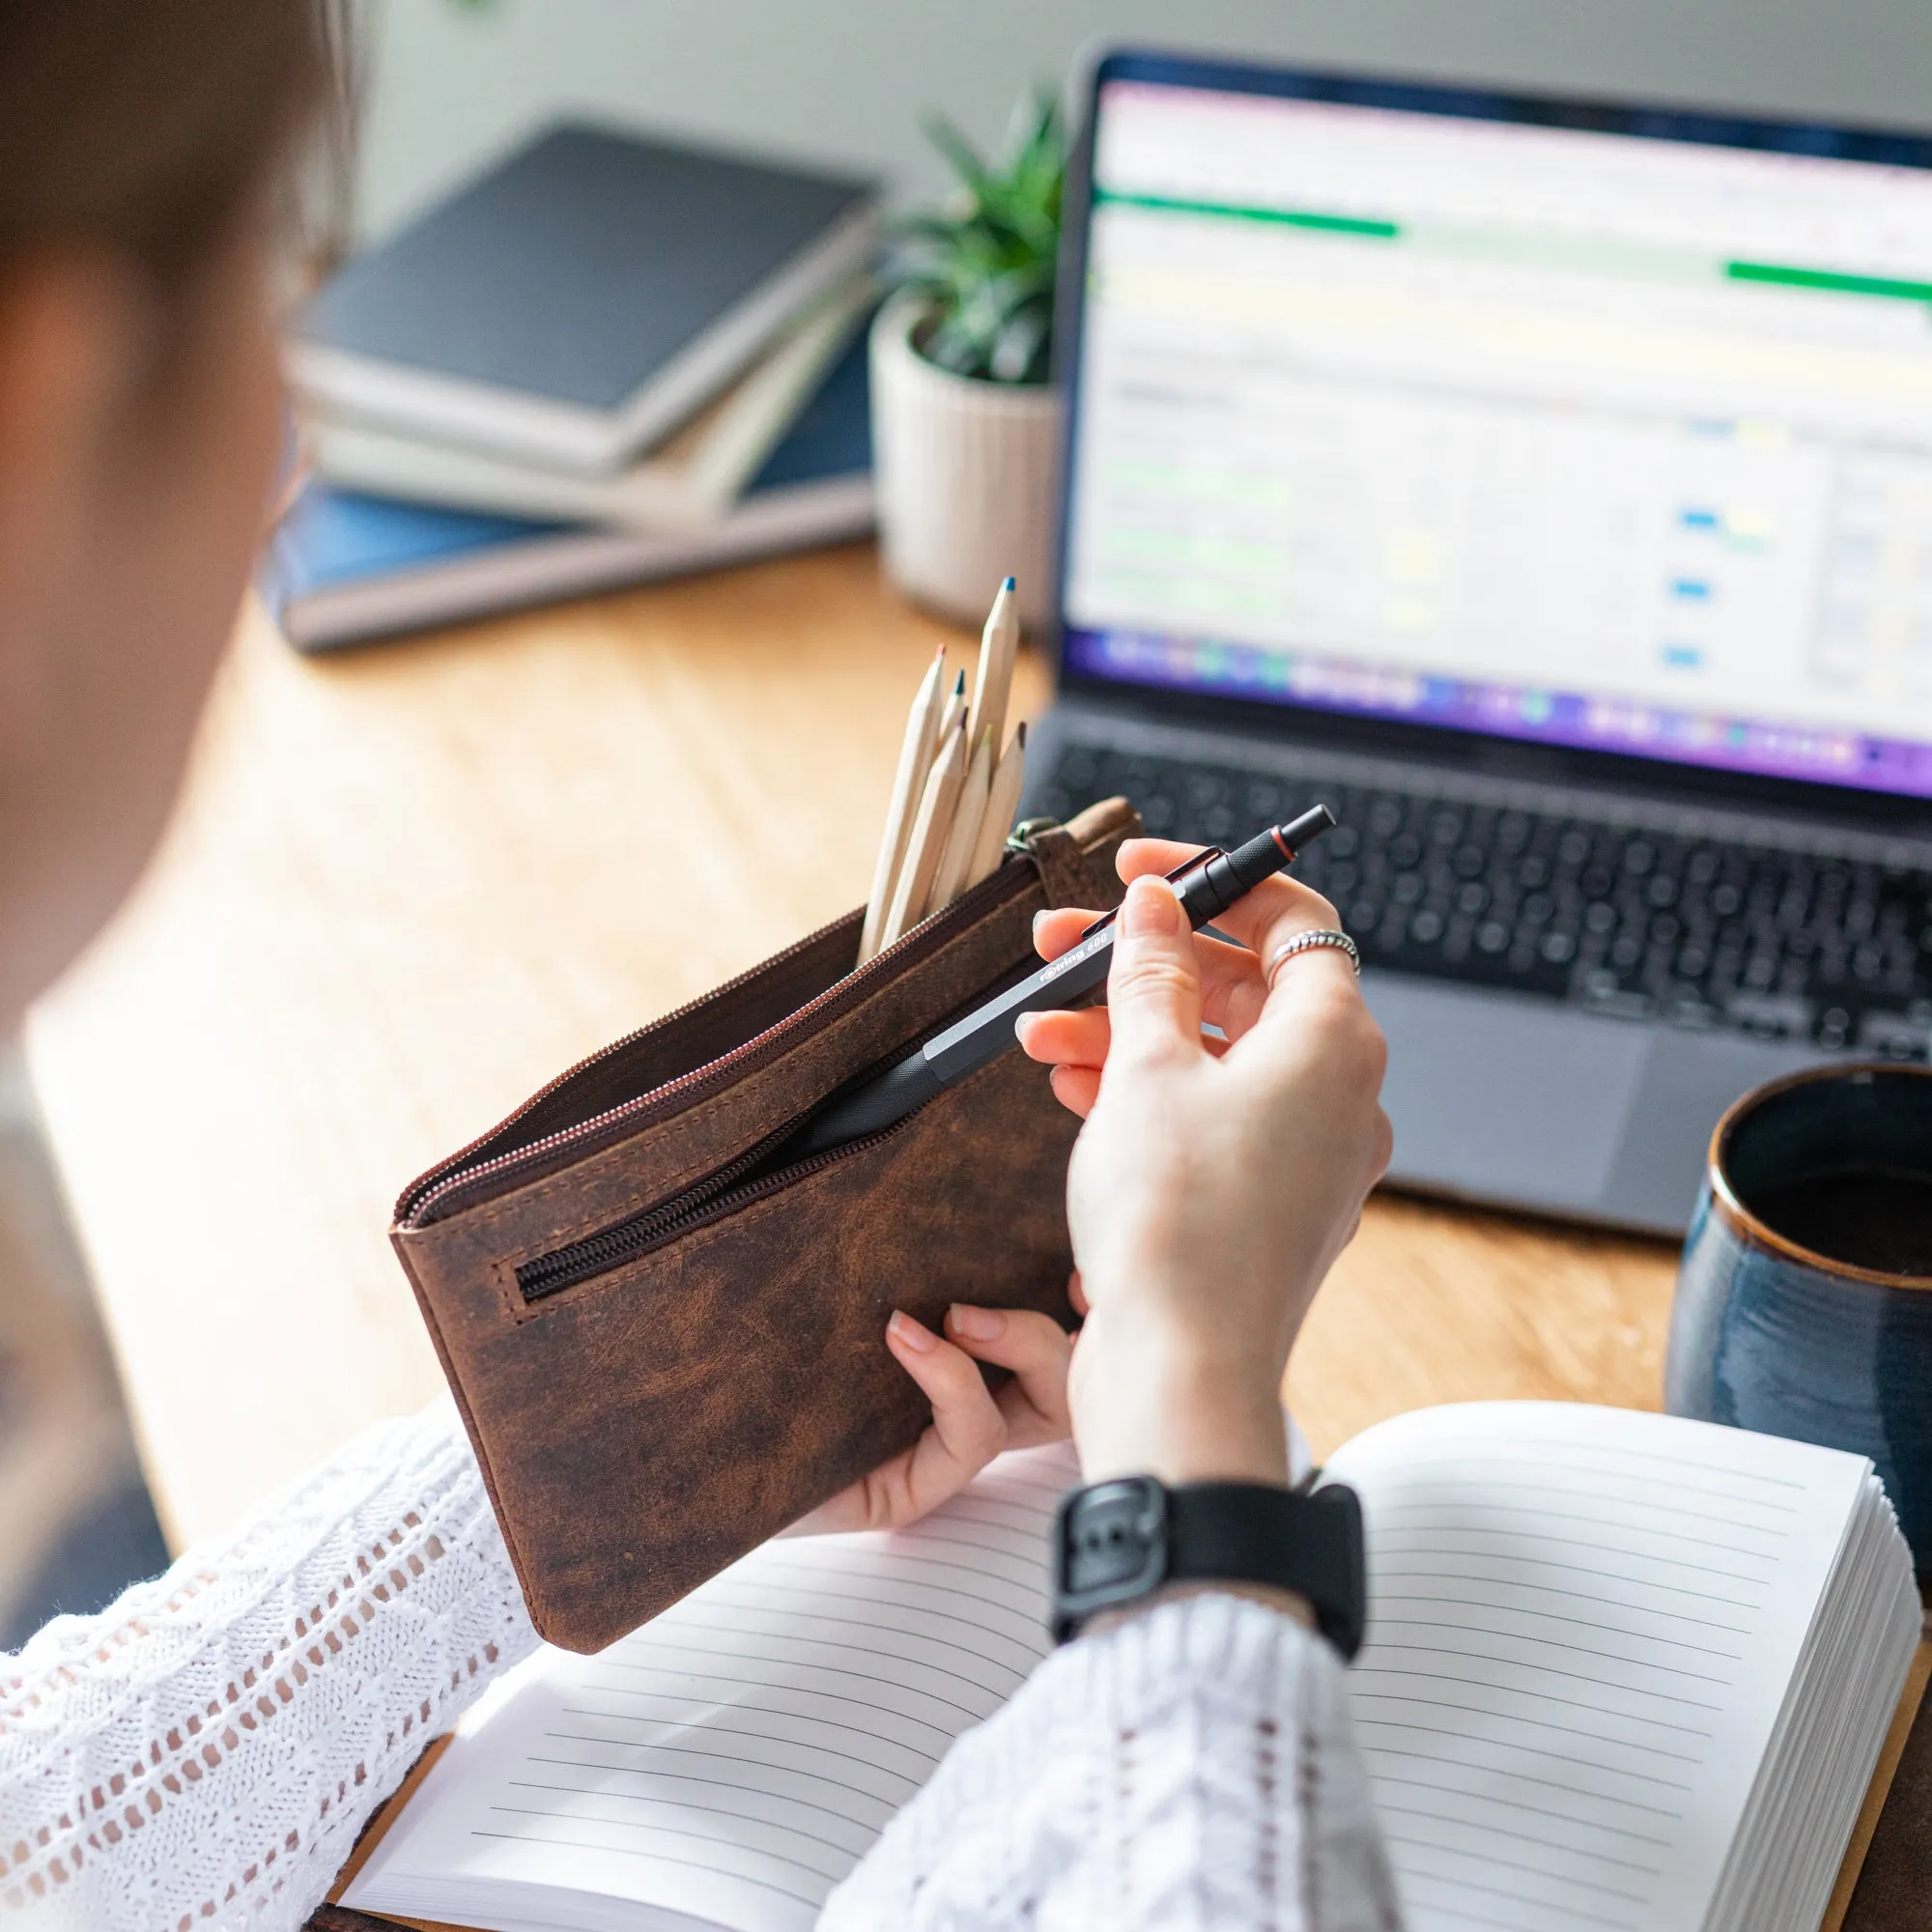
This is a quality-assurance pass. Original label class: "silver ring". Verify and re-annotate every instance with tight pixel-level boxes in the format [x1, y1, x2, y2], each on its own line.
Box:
[1264, 929, 1360, 986]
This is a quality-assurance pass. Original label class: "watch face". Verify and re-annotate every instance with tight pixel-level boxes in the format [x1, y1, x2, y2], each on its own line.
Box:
[1061, 1476, 1167, 1598]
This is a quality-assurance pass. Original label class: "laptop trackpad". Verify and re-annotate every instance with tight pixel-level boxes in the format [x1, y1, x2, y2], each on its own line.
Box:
[1363, 973, 1649, 1213]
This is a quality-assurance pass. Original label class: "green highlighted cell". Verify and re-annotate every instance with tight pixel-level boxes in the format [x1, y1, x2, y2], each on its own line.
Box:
[1725, 260, 1932, 304]
[1095, 188, 1399, 241]
[1097, 187, 1932, 303]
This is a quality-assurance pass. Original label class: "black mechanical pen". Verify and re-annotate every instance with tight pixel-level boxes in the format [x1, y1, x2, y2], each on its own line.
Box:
[789, 804, 1337, 1158]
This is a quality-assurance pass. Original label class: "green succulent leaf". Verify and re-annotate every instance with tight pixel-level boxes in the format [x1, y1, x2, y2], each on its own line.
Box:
[884, 86, 1066, 386]
[923, 114, 999, 205]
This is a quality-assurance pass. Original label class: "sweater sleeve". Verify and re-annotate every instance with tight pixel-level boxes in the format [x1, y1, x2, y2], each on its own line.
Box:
[0, 1401, 537, 1931]
[820, 1592, 1404, 1932]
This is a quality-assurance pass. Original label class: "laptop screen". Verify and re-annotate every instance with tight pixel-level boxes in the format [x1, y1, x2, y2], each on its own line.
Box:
[1059, 59, 1932, 801]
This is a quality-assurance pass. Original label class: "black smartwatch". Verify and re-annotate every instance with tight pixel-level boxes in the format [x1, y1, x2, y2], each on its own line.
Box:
[1050, 1476, 1367, 1658]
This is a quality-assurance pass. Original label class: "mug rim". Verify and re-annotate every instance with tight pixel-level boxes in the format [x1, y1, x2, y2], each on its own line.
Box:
[1708, 1061, 1932, 1291]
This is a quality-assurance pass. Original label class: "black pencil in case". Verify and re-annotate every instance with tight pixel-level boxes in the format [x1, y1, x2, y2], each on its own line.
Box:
[789, 805, 1337, 1156]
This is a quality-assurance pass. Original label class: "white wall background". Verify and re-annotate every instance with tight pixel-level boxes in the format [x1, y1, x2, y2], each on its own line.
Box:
[358, 0, 1932, 240]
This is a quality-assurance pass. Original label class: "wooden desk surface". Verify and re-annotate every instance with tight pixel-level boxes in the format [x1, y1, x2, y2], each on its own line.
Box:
[25, 543, 1679, 1548]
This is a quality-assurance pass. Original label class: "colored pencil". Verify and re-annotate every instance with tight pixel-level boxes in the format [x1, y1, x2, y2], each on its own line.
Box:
[879, 710, 968, 949]
[859, 646, 948, 963]
[928, 724, 993, 911]
[967, 577, 1019, 763]
[965, 721, 1027, 888]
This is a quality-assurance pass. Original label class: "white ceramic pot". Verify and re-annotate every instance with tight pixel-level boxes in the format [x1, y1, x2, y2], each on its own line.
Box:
[868, 298, 1063, 631]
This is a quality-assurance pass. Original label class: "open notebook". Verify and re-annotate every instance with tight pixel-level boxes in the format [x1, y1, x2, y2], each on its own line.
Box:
[340, 1405, 1920, 1932]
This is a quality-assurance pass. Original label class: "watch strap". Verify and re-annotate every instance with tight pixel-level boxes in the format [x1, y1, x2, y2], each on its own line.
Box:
[1169, 1482, 1366, 1660]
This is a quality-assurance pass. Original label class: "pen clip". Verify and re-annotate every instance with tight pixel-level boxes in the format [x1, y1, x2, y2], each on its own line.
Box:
[1076, 848, 1223, 940]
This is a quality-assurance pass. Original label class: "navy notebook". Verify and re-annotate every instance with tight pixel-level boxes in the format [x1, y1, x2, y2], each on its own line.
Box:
[292, 122, 877, 474]
[263, 329, 874, 653]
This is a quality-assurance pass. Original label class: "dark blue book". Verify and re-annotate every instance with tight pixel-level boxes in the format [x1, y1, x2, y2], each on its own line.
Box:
[293, 122, 877, 474]
[263, 329, 872, 652]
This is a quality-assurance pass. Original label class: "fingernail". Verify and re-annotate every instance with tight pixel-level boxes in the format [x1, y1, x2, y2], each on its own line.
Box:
[1012, 1011, 1037, 1046]
[948, 1303, 1004, 1342]
[888, 1309, 936, 1352]
[1122, 874, 1180, 938]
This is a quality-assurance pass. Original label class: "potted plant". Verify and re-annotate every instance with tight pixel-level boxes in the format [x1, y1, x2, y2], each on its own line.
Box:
[871, 91, 1065, 630]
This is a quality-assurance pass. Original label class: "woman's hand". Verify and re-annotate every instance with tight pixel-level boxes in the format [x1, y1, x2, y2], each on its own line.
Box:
[790, 832, 1386, 1531]
[1017, 838, 1392, 1489]
[786, 1294, 1080, 1535]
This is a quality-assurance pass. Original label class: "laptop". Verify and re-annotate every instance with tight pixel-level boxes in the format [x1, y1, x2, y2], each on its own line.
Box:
[1026, 47, 1932, 1235]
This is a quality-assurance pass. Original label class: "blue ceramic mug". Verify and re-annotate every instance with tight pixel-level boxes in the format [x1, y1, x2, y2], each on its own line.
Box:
[1665, 1064, 1932, 1576]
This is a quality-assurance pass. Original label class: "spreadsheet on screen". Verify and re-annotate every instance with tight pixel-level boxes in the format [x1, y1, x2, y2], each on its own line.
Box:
[1062, 79, 1932, 797]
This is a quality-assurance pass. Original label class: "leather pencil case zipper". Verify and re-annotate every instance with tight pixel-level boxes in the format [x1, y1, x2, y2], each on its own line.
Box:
[512, 1111, 916, 1303]
[396, 825, 1061, 1232]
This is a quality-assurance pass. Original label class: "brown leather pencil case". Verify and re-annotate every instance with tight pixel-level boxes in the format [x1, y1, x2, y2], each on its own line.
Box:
[390, 796, 1139, 1653]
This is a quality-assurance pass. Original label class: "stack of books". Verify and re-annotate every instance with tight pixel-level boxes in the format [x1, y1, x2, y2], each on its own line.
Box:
[263, 122, 881, 651]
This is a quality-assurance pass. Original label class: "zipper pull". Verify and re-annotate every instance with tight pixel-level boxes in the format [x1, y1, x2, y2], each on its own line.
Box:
[1006, 814, 1062, 855]
[1013, 814, 1115, 916]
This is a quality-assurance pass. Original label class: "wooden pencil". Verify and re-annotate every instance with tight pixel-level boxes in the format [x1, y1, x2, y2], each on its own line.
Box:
[879, 710, 968, 949]
[967, 576, 1019, 763]
[928, 724, 993, 912]
[859, 646, 948, 963]
[965, 720, 1027, 888]
[935, 667, 967, 748]
[906, 668, 968, 921]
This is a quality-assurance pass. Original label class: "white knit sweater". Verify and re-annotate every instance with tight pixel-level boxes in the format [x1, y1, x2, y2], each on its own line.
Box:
[0, 1406, 1397, 1930]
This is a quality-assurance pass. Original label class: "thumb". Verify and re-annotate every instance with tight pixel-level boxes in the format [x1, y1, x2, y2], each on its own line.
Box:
[1104, 875, 1202, 1068]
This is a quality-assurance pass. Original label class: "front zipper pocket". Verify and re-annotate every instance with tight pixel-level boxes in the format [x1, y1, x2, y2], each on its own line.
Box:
[513, 1111, 913, 1303]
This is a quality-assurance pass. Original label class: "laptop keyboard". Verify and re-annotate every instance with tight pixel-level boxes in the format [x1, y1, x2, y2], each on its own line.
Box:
[1034, 743, 1932, 1060]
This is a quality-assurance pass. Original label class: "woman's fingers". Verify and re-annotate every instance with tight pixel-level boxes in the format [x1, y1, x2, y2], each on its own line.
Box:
[788, 1312, 1007, 1534]
[1026, 930, 1269, 1050]
[786, 1307, 1075, 1535]
[1116, 837, 1201, 880]
[944, 1304, 1073, 1449]
[1112, 837, 1357, 1022]
[1034, 906, 1104, 960]
[1050, 1064, 1102, 1117]
[1018, 1004, 1109, 1067]
[1027, 841, 1208, 963]
[1105, 876, 1207, 1068]
[1120, 838, 1339, 951]
[1015, 1009, 1107, 1115]
[1036, 832, 1345, 1037]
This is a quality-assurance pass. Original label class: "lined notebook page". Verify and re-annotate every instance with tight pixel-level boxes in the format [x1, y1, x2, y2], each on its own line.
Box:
[345, 1441, 1077, 1932]
[1324, 1402, 1870, 1932]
